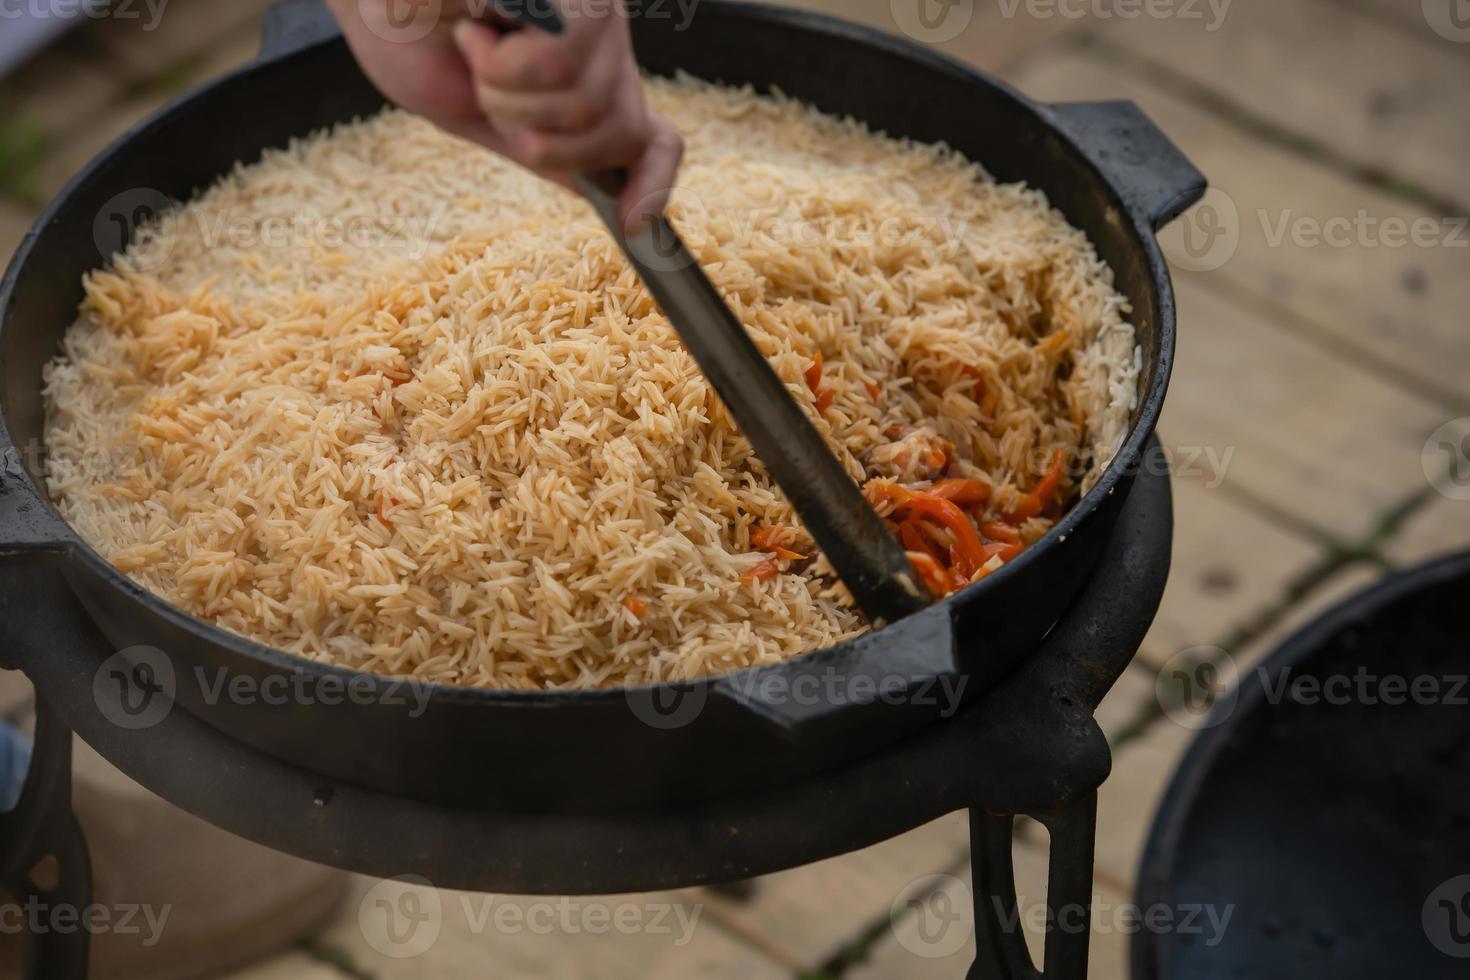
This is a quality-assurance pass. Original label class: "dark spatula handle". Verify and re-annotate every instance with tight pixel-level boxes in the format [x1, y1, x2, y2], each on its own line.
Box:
[574, 176, 931, 624]
[480, 0, 565, 33]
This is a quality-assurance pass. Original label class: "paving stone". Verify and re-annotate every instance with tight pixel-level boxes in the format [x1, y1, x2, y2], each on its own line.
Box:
[850, 841, 1134, 980]
[323, 875, 783, 980]
[1094, 0, 1470, 209]
[698, 811, 971, 970]
[1013, 49, 1470, 414]
[1138, 477, 1324, 671]
[1383, 494, 1470, 567]
[220, 950, 351, 979]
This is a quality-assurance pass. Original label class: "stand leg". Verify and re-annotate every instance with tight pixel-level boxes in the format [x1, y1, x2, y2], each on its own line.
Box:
[0, 697, 93, 980]
[968, 793, 1097, 980]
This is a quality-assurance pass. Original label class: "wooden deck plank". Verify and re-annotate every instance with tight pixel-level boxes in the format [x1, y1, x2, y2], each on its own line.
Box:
[1095, 661, 1162, 739]
[1157, 278, 1447, 541]
[0, 34, 117, 152]
[1139, 477, 1324, 670]
[0, 201, 34, 271]
[1012, 48, 1470, 414]
[1100, 563, 1382, 888]
[1090, 0, 1470, 209]
[35, 27, 259, 202]
[82, 0, 279, 82]
[220, 950, 351, 980]
[1383, 495, 1470, 566]
[697, 813, 971, 970]
[849, 843, 1136, 980]
[778, 0, 1092, 72]
[1342, 0, 1470, 52]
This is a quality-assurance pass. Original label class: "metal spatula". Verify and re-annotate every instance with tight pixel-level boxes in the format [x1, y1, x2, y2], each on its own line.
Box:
[473, 6, 930, 624]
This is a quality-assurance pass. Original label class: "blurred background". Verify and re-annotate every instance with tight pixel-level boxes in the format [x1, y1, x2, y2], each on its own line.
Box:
[1, 0, 1468, 977]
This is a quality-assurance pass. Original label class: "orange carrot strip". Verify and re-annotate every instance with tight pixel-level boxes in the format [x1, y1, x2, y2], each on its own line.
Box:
[805, 353, 823, 394]
[1004, 450, 1069, 521]
[622, 597, 649, 618]
[741, 556, 781, 584]
[980, 521, 1022, 544]
[929, 479, 991, 508]
[899, 520, 943, 565]
[1033, 448, 1067, 504]
[892, 493, 986, 576]
[907, 551, 952, 599]
[981, 541, 1024, 563]
[751, 527, 780, 551]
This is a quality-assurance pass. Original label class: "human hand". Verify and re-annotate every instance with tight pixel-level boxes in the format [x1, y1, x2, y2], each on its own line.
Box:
[326, 0, 683, 226]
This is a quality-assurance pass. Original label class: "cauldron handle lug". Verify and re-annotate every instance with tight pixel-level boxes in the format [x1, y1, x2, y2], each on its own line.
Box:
[711, 602, 959, 742]
[260, 0, 343, 63]
[1047, 100, 1207, 232]
[0, 440, 71, 562]
[0, 441, 74, 670]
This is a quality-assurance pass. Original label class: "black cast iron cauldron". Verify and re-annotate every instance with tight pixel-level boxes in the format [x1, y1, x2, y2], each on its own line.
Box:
[0, 0, 1204, 810]
[1132, 551, 1470, 979]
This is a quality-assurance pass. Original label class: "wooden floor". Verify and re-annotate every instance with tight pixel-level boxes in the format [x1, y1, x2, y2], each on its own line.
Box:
[1, 0, 1467, 976]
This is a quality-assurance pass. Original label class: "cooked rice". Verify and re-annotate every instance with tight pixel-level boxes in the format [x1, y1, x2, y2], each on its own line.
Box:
[43, 76, 1139, 689]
